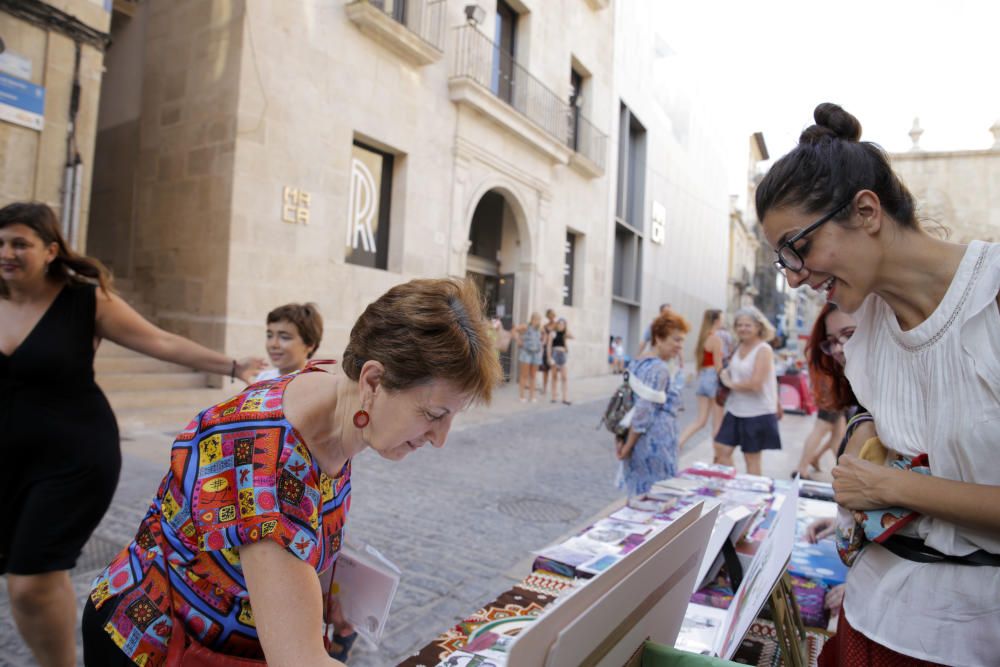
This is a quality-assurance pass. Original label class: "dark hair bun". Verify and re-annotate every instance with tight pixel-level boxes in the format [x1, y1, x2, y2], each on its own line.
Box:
[799, 102, 862, 145]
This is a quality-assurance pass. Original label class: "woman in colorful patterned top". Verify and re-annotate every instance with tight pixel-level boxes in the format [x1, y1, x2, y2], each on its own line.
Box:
[82, 278, 503, 666]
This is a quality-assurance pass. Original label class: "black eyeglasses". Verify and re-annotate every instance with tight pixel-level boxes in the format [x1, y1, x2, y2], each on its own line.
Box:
[819, 328, 856, 356]
[773, 198, 854, 274]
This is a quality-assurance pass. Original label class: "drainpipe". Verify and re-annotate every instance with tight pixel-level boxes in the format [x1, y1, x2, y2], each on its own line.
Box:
[61, 41, 82, 247]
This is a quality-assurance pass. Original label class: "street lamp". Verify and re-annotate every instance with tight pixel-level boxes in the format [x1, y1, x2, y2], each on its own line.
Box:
[464, 4, 486, 25]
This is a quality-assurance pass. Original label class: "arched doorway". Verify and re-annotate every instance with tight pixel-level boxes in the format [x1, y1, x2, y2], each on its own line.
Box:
[466, 189, 523, 380]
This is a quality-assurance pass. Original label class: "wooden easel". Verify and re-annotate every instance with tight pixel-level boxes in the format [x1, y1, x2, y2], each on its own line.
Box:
[767, 572, 808, 667]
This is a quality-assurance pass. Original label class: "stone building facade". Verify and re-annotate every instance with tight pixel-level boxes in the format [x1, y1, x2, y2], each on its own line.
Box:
[890, 121, 1000, 244]
[84, 0, 733, 378]
[0, 0, 111, 247]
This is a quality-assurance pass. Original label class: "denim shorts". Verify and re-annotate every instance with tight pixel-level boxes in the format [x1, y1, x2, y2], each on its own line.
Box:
[519, 348, 543, 366]
[551, 348, 567, 367]
[695, 367, 719, 398]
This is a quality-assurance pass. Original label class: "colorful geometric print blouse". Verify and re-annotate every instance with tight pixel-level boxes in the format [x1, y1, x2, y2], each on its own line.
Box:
[90, 365, 351, 665]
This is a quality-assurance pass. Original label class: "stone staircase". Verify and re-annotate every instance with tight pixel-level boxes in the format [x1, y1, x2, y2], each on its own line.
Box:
[95, 279, 233, 437]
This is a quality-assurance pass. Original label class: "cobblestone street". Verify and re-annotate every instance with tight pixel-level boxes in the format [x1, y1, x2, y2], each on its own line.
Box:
[0, 374, 814, 666]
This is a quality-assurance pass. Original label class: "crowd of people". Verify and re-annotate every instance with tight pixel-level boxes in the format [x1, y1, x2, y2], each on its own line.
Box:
[3, 100, 998, 667]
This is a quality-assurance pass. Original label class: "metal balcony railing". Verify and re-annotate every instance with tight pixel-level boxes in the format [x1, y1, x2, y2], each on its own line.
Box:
[452, 25, 607, 168]
[367, 0, 446, 50]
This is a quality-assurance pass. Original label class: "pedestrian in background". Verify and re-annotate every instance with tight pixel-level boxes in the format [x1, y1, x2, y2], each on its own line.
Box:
[547, 317, 573, 404]
[615, 310, 689, 502]
[256, 302, 324, 382]
[82, 278, 502, 666]
[678, 309, 726, 450]
[0, 202, 264, 667]
[612, 336, 626, 373]
[637, 302, 671, 356]
[514, 311, 544, 402]
[715, 306, 782, 475]
[540, 308, 557, 396]
[758, 102, 1000, 665]
[794, 303, 857, 479]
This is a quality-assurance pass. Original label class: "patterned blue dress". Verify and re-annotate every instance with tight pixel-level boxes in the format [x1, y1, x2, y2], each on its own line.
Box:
[617, 357, 684, 496]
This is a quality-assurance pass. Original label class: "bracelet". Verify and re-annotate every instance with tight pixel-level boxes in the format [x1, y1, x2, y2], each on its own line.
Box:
[230, 359, 237, 383]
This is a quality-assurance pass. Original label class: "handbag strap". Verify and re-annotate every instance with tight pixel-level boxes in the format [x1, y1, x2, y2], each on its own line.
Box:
[882, 534, 1000, 567]
[627, 371, 667, 404]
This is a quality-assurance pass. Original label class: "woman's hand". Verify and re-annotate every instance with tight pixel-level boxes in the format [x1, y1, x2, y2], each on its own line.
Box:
[235, 356, 268, 383]
[615, 438, 632, 460]
[805, 517, 835, 543]
[831, 454, 896, 510]
[718, 368, 733, 388]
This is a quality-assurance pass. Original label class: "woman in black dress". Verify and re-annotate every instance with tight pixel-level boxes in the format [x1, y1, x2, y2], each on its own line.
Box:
[0, 202, 262, 667]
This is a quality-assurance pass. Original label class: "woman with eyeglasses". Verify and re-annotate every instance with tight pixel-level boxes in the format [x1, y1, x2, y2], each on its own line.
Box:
[757, 103, 1000, 666]
[794, 304, 858, 480]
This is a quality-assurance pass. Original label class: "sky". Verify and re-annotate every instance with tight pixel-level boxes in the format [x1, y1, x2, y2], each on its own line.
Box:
[650, 0, 1000, 208]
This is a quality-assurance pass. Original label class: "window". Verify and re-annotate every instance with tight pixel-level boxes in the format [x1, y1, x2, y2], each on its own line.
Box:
[569, 67, 584, 151]
[563, 231, 577, 306]
[615, 104, 646, 227]
[370, 0, 406, 22]
[346, 141, 393, 270]
[492, 0, 518, 103]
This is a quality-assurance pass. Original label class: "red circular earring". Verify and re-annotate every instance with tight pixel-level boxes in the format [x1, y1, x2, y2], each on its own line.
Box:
[353, 409, 370, 428]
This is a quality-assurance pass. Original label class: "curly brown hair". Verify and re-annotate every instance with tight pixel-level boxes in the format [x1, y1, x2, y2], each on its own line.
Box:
[649, 309, 690, 342]
[342, 278, 502, 404]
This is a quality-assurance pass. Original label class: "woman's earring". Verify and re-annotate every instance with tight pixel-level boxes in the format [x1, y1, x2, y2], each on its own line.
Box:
[353, 409, 370, 428]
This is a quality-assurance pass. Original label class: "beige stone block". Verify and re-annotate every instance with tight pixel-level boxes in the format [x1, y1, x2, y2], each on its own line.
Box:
[187, 146, 217, 177]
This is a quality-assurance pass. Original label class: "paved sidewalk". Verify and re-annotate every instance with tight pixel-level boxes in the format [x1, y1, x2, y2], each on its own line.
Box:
[0, 372, 823, 666]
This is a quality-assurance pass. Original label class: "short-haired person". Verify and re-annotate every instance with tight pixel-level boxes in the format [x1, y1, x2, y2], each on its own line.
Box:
[616, 310, 689, 502]
[82, 278, 502, 666]
[257, 302, 324, 381]
[0, 202, 264, 667]
[678, 309, 726, 450]
[758, 103, 1000, 666]
[637, 302, 672, 355]
[715, 306, 782, 475]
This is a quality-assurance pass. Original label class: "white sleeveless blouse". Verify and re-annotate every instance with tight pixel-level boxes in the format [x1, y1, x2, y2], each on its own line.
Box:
[842, 240, 1000, 665]
[725, 341, 777, 418]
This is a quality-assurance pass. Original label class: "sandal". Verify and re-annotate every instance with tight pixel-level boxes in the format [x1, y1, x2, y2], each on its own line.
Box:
[327, 631, 358, 662]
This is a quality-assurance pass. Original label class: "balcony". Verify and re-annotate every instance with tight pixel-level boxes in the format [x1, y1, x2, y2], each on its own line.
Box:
[346, 0, 446, 66]
[449, 25, 607, 174]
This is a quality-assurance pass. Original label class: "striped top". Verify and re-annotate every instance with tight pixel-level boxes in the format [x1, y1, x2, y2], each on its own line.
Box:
[90, 363, 350, 665]
[842, 240, 1000, 665]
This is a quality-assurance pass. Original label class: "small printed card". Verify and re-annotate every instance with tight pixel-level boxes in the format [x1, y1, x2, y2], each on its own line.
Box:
[576, 552, 623, 577]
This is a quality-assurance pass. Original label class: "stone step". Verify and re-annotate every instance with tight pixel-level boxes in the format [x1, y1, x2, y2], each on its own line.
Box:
[98, 371, 209, 392]
[116, 405, 210, 435]
[96, 341, 143, 358]
[95, 355, 191, 374]
[107, 386, 232, 410]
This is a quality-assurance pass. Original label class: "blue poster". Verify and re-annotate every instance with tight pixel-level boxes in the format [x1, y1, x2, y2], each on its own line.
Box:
[0, 72, 45, 131]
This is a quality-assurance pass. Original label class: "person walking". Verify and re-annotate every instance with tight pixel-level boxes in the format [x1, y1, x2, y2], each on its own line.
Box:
[714, 306, 782, 475]
[0, 202, 264, 667]
[514, 312, 544, 402]
[678, 309, 726, 450]
[758, 102, 1000, 666]
[547, 317, 573, 404]
[82, 278, 502, 666]
[615, 310, 689, 502]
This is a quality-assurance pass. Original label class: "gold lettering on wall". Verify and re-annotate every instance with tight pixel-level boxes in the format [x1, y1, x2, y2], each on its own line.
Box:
[282, 187, 311, 225]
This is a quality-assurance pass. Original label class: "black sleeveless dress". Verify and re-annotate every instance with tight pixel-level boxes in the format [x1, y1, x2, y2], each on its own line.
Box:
[0, 282, 121, 574]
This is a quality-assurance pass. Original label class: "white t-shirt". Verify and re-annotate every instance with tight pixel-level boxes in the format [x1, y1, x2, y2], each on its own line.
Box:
[843, 240, 1000, 665]
[254, 368, 280, 383]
